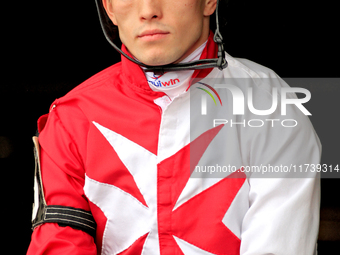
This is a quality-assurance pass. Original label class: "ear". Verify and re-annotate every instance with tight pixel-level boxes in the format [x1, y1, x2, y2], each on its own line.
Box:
[102, 0, 118, 25]
[203, 0, 217, 17]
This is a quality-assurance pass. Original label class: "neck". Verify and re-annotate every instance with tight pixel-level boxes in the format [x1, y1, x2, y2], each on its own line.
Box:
[143, 41, 207, 100]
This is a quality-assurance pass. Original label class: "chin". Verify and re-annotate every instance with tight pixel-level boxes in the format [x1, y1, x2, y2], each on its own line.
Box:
[143, 59, 171, 66]
[136, 47, 182, 67]
[144, 56, 180, 67]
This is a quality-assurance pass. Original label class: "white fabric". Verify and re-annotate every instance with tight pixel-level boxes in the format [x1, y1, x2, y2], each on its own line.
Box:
[173, 236, 216, 255]
[144, 41, 207, 100]
[85, 52, 320, 255]
[155, 91, 191, 164]
[87, 122, 160, 255]
[84, 175, 152, 255]
[155, 52, 321, 254]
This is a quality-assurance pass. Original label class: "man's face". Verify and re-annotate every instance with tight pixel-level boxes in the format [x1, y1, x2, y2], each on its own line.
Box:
[103, 0, 217, 66]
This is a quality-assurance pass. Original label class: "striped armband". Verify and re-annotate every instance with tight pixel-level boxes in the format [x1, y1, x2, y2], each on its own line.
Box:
[32, 205, 97, 238]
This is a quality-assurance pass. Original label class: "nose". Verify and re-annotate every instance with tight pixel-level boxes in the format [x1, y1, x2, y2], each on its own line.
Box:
[139, 0, 163, 21]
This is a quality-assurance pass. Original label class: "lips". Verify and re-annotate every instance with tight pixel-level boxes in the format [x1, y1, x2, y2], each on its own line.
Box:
[138, 29, 170, 40]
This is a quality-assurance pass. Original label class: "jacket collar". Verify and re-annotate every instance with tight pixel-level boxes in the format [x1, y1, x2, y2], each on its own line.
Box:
[121, 31, 218, 94]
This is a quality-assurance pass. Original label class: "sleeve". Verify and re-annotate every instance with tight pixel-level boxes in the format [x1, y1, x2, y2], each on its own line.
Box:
[239, 77, 321, 255]
[27, 103, 97, 255]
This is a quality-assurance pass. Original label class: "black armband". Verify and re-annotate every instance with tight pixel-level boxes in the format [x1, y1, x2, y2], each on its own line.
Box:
[31, 136, 96, 238]
[32, 205, 96, 238]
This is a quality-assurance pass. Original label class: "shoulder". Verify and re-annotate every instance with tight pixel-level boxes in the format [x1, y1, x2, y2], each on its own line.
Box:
[220, 52, 294, 97]
[223, 52, 282, 80]
[60, 62, 122, 101]
[46, 61, 122, 118]
[220, 52, 292, 99]
[38, 62, 122, 134]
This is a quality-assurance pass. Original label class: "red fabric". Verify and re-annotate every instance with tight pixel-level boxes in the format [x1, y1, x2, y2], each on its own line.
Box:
[171, 171, 244, 255]
[157, 125, 245, 255]
[88, 201, 107, 255]
[118, 233, 149, 255]
[27, 33, 227, 254]
[191, 31, 218, 80]
[87, 124, 148, 207]
[37, 113, 49, 133]
[27, 224, 97, 255]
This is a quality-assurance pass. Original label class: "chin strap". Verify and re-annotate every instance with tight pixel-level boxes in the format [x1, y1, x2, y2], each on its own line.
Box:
[95, 0, 227, 73]
[213, 0, 227, 71]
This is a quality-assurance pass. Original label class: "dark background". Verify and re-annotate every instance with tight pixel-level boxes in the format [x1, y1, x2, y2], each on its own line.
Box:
[2, 0, 339, 253]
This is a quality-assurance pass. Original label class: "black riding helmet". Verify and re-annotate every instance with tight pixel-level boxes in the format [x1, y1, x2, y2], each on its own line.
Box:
[94, 0, 228, 73]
